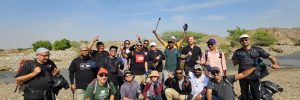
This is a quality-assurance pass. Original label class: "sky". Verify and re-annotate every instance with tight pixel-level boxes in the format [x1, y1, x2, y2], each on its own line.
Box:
[0, 0, 300, 49]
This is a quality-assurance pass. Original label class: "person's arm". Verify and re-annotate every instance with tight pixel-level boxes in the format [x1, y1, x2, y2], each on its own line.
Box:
[235, 67, 256, 80]
[122, 50, 129, 59]
[152, 31, 165, 45]
[88, 36, 99, 50]
[206, 89, 213, 100]
[84, 85, 93, 100]
[109, 95, 115, 100]
[142, 83, 150, 99]
[145, 61, 148, 72]
[69, 59, 76, 93]
[231, 51, 239, 66]
[15, 67, 41, 83]
[51, 68, 60, 76]
[268, 56, 280, 69]
[221, 52, 227, 76]
[178, 30, 187, 46]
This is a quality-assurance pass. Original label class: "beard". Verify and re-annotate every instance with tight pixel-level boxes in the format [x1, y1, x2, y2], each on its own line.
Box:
[81, 55, 91, 60]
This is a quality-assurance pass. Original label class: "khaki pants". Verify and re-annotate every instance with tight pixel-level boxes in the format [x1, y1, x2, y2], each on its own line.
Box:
[75, 89, 85, 100]
[134, 75, 146, 84]
[165, 88, 188, 100]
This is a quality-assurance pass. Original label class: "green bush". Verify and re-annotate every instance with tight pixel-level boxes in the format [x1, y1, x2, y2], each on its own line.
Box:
[161, 31, 206, 47]
[252, 31, 277, 46]
[53, 38, 71, 50]
[32, 40, 52, 51]
[219, 43, 231, 58]
[227, 27, 247, 47]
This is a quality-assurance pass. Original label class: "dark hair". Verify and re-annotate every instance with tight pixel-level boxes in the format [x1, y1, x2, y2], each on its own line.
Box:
[176, 67, 184, 71]
[144, 40, 149, 43]
[96, 41, 104, 46]
[109, 46, 118, 51]
[124, 40, 130, 44]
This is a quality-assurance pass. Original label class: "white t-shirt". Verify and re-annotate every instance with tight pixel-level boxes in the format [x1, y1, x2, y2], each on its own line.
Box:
[189, 72, 209, 96]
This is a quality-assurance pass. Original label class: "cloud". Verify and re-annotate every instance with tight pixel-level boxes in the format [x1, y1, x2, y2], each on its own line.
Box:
[206, 15, 226, 21]
[160, 0, 245, 12]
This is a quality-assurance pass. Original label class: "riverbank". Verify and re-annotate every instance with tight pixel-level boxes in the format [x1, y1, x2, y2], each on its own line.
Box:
[1, 67, 299, 100]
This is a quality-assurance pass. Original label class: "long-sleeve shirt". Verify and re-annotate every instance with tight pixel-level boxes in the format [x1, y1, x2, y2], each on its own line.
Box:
[142, 82, 163, 99]
[201, 49, 227, 77]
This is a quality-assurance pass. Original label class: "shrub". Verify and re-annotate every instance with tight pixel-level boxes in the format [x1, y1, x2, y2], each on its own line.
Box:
[219, 43, 232, 58]
[227, 27, 247, 47]
[161, 31, 206, 47]
[53, 38, 71, 50]
[295, 39, 300, 46]
[32, 40, 52, 51]
[252, 31, 277, 46]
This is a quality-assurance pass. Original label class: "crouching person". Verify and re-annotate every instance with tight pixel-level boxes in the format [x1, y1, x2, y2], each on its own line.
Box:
[120, 70, 144, 100]
[206, 66, 257, 100]
[164, 67, 192, 100]
[84, 68, 116, 100]
[142, 70, 163, 100]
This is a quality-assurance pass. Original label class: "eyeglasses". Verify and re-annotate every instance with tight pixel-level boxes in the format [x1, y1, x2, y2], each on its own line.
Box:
[240, 39, 249, 42]
[137, 45, 142, 47]
[98, 73, 108, 77]
[144, 43, 149, 44]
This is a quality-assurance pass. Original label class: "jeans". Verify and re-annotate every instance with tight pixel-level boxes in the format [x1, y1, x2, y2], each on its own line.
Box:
[239, 78, 261, 100]
[148, 95, 162, 100]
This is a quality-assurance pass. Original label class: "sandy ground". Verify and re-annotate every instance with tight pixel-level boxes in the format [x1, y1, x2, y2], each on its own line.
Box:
[0, 67, 299, 100]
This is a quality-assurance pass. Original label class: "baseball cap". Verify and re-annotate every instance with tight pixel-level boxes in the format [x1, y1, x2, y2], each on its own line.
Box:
[96, 41, 104, 46]
[170, 36, 176, 40]
[207, 38, 216, 44]
[97, 68, 108, 75]
[123, 70, 134, 77]
[210, 67, 220, 72]
[150, 42, 156, 46]
[239, 34, 250, 39]
[36, 48, 49, 54]
[194, 64, 203, 70]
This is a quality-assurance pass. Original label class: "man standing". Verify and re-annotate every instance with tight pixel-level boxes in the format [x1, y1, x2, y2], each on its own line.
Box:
[206, 66, 257, 100]
[147, 42, 164, 80]
[103, 46, 124, 100]
[152, 24, 188, 49]
[164, 67, 192, 100]
[15, 48, 60, 100]
[181, 36, 202, 75]
[201, 39, 227, 78]
[189, 65, 209, 100]
[88, 36, 109, 67]
[232, 34, 280, 100]
[162, 40, 181, 82]
[69, 47, 98, 100]
[122, 42, 148, 84]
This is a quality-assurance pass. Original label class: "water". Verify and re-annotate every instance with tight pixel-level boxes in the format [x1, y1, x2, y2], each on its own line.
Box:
[1, 54, 299, 83]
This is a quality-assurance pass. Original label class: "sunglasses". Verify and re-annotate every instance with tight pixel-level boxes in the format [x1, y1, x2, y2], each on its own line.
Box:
[98, 73, 108, 77]
[144, 43, 149, 44]
[211, 71, 220, 75]
[137, 45, 142, 47]
[195, 68, 202, 71]
[151, 76, 158, 78]
[207, 44, 214, 46]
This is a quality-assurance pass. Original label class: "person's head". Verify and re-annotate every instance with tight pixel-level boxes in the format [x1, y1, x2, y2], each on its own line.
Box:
[80, 46, 90, 59]
[167, 40, 175, 49]
[148, 70, 159, 82]
[143, 40, 149, 47]
[170, 36, 177, 43]
[124, 70, 134, 82]
[150, 42, 157, 51]
[109, 46, 118, 57]
[135, 42, 143, 51]
[239, 34, 250, 47]
[210, 67, 221, 81]
[193, 65, 203, 77]
[97, 68, 108, 85]
[175, 67, 185, 80]
[207, 38, 217, 50]
[187, 36, 195, 45]
[124, 40, 130, 48]
[35, 48, 50, 64]
[96, 41, 105, 52]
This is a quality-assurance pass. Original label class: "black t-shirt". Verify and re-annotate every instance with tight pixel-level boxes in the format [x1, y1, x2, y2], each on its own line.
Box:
[15, 59, 56, 90]
[147, 50, 165, 72]
[181, 45, 202, 67]
[128, 51, 146, 75]
[91, 50, 109, 67]
[207, 75, 236, 100]
[102, 56, 123, 85]
[68, 57, 98, 89]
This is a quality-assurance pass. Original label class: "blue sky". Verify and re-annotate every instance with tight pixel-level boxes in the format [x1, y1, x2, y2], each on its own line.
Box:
[0, 0, 299, 49]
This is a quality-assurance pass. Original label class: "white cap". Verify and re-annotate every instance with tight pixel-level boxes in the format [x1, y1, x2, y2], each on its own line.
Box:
[36, 47, 49, 54]
[170, 36, 176, 40]
[239, 34, 250, 39]
[150, 42, 156, 46]
[194, 64, 203, 70]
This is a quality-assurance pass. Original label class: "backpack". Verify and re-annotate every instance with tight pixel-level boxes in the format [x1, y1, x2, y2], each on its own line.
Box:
[15, 59, 37, 93]
[204, 49, 223, 61]
[90, 79, 114, 99]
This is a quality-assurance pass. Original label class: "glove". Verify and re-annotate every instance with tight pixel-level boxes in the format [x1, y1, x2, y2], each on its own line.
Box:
[183, 23, 188, 31]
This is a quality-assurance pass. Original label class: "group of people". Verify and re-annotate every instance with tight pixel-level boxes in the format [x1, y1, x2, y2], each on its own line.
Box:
[15, 24, 280, 100]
